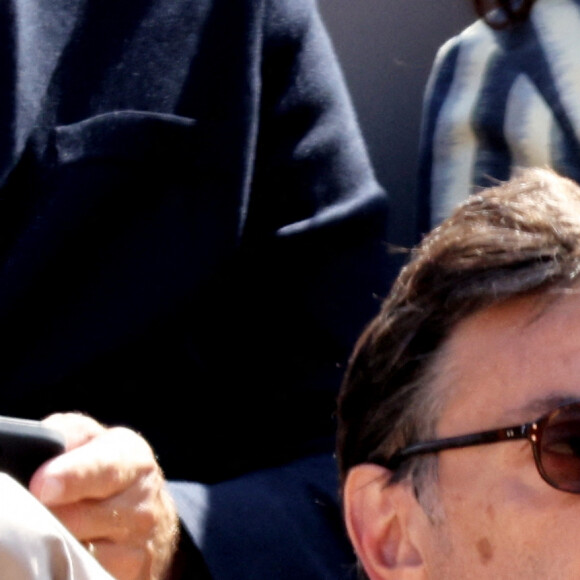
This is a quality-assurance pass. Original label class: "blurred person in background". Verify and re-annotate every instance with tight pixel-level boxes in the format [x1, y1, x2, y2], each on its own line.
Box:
[417, 0, 580, 230]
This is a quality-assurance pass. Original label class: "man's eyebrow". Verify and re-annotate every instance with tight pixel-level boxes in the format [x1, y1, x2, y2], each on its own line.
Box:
[501, 394, 580, 423]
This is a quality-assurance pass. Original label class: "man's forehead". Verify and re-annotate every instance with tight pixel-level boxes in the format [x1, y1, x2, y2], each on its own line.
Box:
[432, 289, 580, 433]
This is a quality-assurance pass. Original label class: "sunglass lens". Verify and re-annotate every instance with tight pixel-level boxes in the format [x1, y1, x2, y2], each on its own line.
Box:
[540, 404, 580, 492]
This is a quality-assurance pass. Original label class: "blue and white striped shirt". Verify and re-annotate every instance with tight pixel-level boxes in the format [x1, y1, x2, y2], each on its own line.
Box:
[418, 0, 580, 229]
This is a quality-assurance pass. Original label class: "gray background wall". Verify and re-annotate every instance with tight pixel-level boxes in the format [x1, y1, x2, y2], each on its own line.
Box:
[318, 0, 474, 249]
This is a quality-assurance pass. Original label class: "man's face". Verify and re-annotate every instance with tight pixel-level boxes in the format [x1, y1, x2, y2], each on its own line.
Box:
[420, 290, 580, 579]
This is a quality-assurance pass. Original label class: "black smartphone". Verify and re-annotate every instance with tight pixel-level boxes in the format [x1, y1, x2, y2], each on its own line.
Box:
[0, 416, 65, 486]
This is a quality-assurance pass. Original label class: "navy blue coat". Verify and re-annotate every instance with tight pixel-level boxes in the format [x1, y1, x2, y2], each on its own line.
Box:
[0, 0, 390, 576]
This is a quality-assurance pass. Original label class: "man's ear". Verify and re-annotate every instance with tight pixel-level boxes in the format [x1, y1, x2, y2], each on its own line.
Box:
[343, 464, 428, 580]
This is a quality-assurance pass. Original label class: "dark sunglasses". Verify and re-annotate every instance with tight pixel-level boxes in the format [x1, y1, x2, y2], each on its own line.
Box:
[370, 402, 580, 493]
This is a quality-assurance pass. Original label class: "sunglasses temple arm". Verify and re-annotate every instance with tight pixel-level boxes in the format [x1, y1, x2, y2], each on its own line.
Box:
[380, 424, 529, 470]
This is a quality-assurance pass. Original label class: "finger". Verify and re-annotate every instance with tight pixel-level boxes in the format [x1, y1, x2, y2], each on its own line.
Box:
[30, 427, 158, 505]
[84, 539, 150, 580]
[68, 484, 178, 580]
[51, 500, 132, 543]
[41, 413, 106, 450]
[79, 491, 178, 580]
[51, 477, 162, 542]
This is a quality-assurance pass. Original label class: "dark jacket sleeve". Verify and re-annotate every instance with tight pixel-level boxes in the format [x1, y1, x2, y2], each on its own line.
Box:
[192, 0, 390, 473]
[170, 0, 390, 575]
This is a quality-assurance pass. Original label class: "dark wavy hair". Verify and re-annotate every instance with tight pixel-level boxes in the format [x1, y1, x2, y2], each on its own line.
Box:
[474, 0, 537, 28]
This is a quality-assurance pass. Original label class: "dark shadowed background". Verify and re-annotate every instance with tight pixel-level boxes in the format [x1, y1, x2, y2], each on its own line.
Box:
[318, 0, 474, 249]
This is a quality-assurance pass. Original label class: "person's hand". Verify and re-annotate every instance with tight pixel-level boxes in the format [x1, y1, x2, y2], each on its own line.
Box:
[28, 413, 179, 580]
